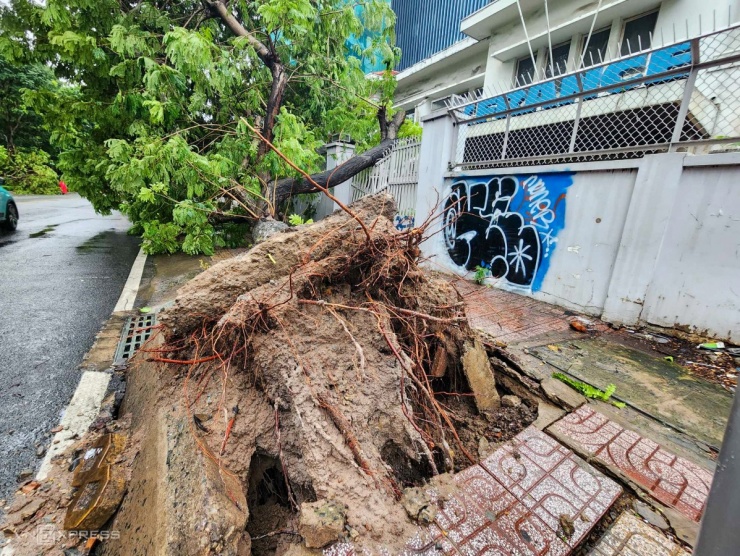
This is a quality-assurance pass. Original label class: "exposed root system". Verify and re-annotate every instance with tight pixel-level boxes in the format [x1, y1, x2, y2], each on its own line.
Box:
[149, 194, 534, 554]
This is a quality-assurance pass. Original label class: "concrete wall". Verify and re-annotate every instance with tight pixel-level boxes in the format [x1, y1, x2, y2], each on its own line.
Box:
[416, 115, 740, 341]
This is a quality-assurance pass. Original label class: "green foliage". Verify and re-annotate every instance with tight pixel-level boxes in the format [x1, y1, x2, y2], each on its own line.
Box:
[0, 146, 59, 194]
[0, 0, 401, 254]
[0, 55, 59, 154]
[552, 373, 626, 408]
[473, 265, 489, 285]
[398, 119, 423, 140]
[288, 214, 314, 226]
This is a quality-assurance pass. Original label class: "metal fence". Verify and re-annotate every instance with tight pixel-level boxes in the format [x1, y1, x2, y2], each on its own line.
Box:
[450, 24, 740, 170]
[352, 138, 421, 228]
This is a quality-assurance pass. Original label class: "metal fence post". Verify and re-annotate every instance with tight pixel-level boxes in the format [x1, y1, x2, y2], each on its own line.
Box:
[569, 73, 585, 153]
[694, 390, 740, 555]
[670, 39, 700, 150]
[501, 95, 512, 160]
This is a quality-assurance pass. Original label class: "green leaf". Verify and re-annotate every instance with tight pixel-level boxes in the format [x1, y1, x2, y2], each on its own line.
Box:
[552, 373, 626, 408]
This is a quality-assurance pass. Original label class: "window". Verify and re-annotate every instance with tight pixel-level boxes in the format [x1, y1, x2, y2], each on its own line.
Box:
[581, 27, 611, 67]
[515, 55, 537, 86]
[621, 11, 658, 55]
[545, 42, 571, 78]
[431, 96, 452, 111]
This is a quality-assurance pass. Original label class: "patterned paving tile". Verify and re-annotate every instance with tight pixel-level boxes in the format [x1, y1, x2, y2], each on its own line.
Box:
[323, 426, 622, 556]
[550, 405, 714, 522]
[481, 427, 622, 549]
[589, 512, 690, 556]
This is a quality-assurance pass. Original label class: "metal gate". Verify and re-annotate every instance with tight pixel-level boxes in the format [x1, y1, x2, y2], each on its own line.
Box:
[351, 138, 421, 230]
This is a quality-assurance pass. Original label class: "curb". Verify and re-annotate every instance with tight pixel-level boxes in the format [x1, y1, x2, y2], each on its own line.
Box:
[35, 248, 147, 481]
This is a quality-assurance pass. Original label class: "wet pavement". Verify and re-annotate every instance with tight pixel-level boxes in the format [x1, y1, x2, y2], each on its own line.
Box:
[0, 194, 139, 508]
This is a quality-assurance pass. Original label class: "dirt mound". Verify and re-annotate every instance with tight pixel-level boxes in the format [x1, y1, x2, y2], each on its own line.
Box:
[154, 195, 529, 555]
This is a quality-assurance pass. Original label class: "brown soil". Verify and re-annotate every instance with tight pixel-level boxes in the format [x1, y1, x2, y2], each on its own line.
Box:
[150, 194, 537, 555]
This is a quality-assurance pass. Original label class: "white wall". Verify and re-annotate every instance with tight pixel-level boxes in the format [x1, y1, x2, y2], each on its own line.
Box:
[640, 162, 740, 340]
[416, 112, 740, 341]
[536, 169, 635, 314]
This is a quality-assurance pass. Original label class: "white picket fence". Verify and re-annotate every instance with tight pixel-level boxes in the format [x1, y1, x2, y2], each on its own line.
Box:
[351, 138, 421, 230]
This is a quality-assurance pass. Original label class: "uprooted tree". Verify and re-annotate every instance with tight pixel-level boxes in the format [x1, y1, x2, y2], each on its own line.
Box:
[0, 0, 418, 254]
[146, 194, 532, 555]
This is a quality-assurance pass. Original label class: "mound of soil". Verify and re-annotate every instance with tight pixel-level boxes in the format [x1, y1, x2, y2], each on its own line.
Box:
[155, 194, 534, 555]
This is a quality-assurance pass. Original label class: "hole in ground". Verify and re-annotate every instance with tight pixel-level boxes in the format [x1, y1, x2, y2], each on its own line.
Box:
[381, 440, 434, 488]
[246, 452, 297, 556]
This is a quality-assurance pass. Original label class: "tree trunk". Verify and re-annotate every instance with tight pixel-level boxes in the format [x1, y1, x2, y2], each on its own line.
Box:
[273, 109, 406, 205]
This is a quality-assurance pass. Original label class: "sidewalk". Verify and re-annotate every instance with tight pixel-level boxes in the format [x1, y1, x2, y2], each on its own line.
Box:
[455, 281, 734, 552]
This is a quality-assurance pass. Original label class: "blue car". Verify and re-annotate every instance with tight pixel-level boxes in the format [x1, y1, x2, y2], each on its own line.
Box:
[0, 178, 19, 231]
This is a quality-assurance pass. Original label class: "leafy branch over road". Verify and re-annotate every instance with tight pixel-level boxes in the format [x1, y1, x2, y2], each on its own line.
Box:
[0, 0, 414, 253]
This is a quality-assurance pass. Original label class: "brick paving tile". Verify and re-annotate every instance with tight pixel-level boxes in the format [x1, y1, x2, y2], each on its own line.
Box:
[323, 427, 621, 556]
[550, 405, 714, 522]
[480, 427, 622, 550]
[589, 512, 690, 556]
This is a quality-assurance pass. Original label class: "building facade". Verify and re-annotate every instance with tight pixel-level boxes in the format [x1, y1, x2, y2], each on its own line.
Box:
[395, 0, 740, 120]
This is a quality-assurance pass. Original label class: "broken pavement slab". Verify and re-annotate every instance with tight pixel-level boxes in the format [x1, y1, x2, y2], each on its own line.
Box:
[541, 376, 587, 410]
[65, 433, 127, 531]
[549, 405, 713, 546]
[320, 426, 622, 555]
[589, 512, 689, 556]
[531, 337, 733, 448]
[461, 340, 501, 412]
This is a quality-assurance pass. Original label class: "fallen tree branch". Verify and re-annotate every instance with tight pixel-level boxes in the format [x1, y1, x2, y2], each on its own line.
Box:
[242, 119, 373, 242]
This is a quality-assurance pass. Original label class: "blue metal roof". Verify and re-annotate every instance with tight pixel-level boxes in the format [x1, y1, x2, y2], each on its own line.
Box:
[393, 0, 491, 71]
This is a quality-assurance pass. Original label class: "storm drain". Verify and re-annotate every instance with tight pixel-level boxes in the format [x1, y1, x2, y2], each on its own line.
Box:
[114, 313, 157, 362]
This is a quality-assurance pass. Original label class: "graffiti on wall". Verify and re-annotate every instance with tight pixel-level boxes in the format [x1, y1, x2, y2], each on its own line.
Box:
[443, 174, 573, 292]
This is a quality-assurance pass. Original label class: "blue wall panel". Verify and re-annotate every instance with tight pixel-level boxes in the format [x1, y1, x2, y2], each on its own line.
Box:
[393, 0, 491, 71]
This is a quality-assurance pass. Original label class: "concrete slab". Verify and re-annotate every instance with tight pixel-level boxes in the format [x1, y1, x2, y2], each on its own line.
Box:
[549, 406, 713, 524]
[589, 512, 689, 556]
[530, 337, 733, 448]
[540, 377, 587, 410]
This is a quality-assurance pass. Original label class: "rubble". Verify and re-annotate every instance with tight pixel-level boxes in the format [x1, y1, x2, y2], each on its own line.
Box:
[541, 376, 587, 410]
[298, 501, 346, 548]
[501, 395, 522, 408]
[64, 433, 127, 531]
[461, 340, 501, 413]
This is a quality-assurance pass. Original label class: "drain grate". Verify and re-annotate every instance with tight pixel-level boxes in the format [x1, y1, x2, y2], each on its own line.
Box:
[114, 313, 157, 362]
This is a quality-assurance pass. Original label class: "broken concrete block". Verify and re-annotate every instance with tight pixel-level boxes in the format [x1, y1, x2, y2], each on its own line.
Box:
[461, 340, 500, 412]
[253, 219, 289, 244]
[19, 498, 44, 521]
[400, 487, 436, 524]
[541, 377, 586, 410]
[501, 395, 521, 408]
[633, 500, 670, 531]
[299, 500, 346, 548]
[64, 433, 127, 531]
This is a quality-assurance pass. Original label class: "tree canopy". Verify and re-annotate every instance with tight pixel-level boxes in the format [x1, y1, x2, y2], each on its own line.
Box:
[0, 0, 411, 254]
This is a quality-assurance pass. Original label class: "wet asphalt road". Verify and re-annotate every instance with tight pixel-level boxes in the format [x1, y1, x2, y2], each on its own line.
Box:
[0, 194, 140, 505]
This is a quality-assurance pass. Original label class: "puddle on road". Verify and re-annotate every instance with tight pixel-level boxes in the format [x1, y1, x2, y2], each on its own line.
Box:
[531, 338, 734, 447]
[76, 231, 116, 253]
[29, 225, 58, 238]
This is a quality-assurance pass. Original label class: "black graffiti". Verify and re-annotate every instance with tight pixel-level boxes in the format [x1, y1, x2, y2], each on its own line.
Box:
[443, 177, 542, 288]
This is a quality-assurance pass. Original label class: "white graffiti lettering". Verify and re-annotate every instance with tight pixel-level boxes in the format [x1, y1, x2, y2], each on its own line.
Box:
[523, 176, 556, 229]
